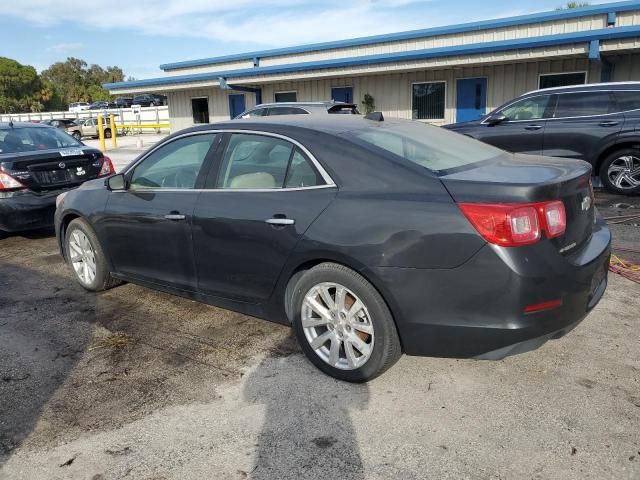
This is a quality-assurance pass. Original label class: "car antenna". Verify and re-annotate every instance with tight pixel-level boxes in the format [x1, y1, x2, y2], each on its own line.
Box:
[365, 111, 384, 122]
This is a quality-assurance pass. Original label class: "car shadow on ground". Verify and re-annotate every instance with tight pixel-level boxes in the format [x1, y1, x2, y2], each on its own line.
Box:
[0, 262, 96, 463]
[243, 333, 369, 480]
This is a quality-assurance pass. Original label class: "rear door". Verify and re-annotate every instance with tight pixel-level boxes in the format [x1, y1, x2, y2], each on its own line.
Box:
[100, 132, 219, 290]
[473, 94, 553, 155]
[543, 91, 623, 164]
[192, 132, 336, 302]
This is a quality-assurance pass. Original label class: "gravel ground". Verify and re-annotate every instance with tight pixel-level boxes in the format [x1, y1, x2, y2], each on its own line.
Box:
[0, 173, 638, 479]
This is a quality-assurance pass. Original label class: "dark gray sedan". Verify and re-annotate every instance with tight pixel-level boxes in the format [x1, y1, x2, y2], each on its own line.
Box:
[54, 115, 610, 382]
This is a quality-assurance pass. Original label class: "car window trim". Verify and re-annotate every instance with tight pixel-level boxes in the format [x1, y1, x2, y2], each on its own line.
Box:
[121, 129, 336, 193]
[484, 89, 638, 124]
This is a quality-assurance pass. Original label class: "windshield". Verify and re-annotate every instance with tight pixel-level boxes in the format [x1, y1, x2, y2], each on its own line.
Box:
[0, 127, 82, 154]
[346, 121, 505, 173]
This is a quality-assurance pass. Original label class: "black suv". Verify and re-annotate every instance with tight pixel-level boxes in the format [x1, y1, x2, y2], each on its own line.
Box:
[132, 94, 166, 107]
[444, 82, 640, 194]
[0, 122, 114, 232]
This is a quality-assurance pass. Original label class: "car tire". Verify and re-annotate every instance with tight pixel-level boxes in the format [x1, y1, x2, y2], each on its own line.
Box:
[65, 218, 121, 292]
[290, 262, 401, 382]
[72, 131, 81, 141]
[599, 148, 640, 195]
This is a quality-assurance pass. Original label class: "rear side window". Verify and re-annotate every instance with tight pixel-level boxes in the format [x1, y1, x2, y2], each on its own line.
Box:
[554, 92, 614, 118]
[216, 133, 324, 189]
[614, 91, 640, 112]
[349, 122, 504, 173]
[268, 107, 308, 116]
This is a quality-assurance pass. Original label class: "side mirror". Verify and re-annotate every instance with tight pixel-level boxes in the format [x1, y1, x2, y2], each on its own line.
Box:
[106, 173, 126, 191]
[486, 113, 507, 125]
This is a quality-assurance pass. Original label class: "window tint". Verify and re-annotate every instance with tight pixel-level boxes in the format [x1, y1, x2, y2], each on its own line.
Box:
[0, 127, 80, 154]
[349, 121, 504, 173]
[501, 95, 551, 121]
[285, 150, 322, 188]
[243, 108, 267, 118]
[268, 107, 308, 116]
[129, 134, 215, 189]
[274, 91, 297, 103]
[218, 134, 293, 189]
[412, 82, 445, 120]
[216, 134, 324, 189]
[614, 91, 640, 112]
[539, 72, 586, 89]
[554, 92, 614, 118]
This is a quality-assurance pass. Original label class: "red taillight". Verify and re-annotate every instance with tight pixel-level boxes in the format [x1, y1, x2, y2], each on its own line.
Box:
[523, 299, 563, 314]
[459, 200, 566, 247]
[0, 172, 25, 191]
[99, 156, 115, 176]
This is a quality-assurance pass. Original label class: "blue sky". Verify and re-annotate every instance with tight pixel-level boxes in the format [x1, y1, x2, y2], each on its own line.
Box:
[0, 0, 624, 80]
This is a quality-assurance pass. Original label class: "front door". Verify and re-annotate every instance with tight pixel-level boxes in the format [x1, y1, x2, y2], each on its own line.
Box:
[331, 87, 353, 103]
[474, 93, 553, 155]
[100, 133, 219, 290]
[193, 132, 336, 302]
[228, 94, 246, 119]
[456, 78, 487, 123]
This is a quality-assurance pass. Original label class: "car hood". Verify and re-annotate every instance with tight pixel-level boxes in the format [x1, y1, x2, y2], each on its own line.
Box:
[442, 120, 484, 131]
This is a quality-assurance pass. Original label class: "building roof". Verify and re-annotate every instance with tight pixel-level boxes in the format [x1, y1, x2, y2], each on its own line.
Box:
[104, 24, 640, 92]
[158, 0, 640, 72]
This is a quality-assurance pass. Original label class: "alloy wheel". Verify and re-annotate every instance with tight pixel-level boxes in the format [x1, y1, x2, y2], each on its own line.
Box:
[68, 230, 97, 286]
[607, 155, 640, 190]
[301, 282, 375, 370]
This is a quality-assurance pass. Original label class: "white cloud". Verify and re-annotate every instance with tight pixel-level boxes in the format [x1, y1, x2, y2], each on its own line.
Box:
[45, 42, 82, 53]
[4, 0, 436, 48]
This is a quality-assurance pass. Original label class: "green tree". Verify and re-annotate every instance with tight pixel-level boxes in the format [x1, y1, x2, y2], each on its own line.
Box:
[556, 2, 590, 9]
[0, 57, 44, 113]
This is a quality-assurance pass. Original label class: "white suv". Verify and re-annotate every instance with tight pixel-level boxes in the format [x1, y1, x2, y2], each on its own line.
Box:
[68, 102, 91, 113]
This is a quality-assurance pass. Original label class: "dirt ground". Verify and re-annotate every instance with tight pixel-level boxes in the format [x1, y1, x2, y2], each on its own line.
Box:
[0, 190, 639, 480]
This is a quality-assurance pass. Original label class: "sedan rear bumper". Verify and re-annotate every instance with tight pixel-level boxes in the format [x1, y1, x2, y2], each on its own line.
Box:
[0, 190, 61, 232]
[373, 215, 611, 359]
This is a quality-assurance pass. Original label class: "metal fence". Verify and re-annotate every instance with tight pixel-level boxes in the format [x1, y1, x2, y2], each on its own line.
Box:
[0, 106, 170, 132]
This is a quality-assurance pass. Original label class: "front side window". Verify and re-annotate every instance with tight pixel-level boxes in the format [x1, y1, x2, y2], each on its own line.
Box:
[129, 134, 216, 189]
[242, 108, 267, 118]
[412, 82, 446, 120]
[501, 95, 551, 121]
[539, 72, 586, 89]
[554, 92, 614, 118]
[274, 91, 297, 103]
[217, 133, 323, 189]
[348, 121, 504, 173]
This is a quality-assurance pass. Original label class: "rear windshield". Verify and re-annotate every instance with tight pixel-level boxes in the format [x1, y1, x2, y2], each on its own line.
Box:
[0, 127, 81, 154]
[346, 121, 504, 173]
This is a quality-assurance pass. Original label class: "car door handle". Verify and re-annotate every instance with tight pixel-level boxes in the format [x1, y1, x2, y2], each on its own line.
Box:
[524, 124, 543, 131]
[164, 213, 186, 221]
[599, 120, 619, 127]
[265, 217, 295, 226]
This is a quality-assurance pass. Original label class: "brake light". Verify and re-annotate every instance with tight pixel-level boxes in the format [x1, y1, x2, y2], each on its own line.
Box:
[459, 200, 566, 247]
[99, 156, 115, 176]
[0, 172, 25, 191]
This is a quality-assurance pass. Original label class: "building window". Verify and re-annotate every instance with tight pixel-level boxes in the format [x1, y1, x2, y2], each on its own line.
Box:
[191, 97, 209, 124]
[275, 91, 297, 103]
[412, 82, 446, 120]
[539, 72, 586, 89]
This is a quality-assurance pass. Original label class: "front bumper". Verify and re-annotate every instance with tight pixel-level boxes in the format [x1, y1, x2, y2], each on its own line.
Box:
[373, 215, 611, 359]
[0, 190, 62, 232]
